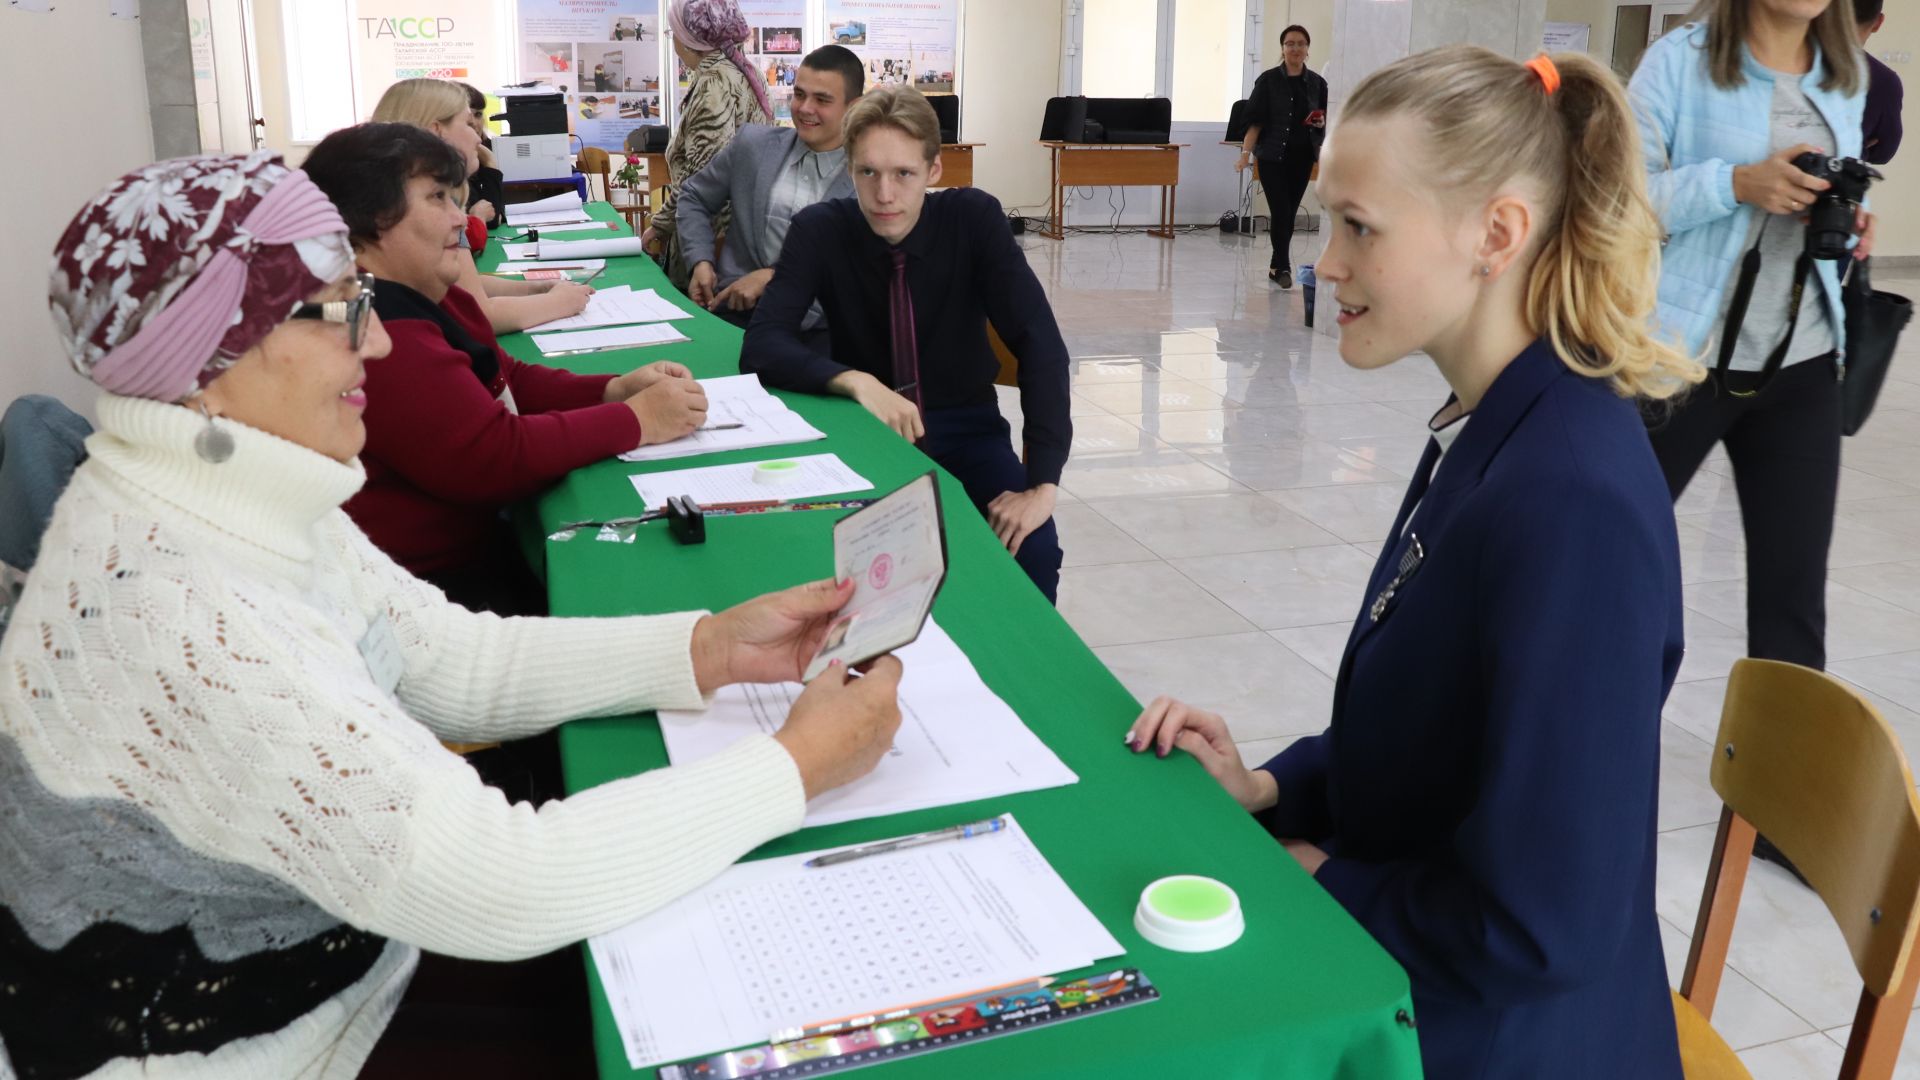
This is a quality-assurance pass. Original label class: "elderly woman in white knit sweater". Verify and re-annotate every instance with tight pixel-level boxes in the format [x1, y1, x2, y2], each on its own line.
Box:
[0, 152, 901, 1078]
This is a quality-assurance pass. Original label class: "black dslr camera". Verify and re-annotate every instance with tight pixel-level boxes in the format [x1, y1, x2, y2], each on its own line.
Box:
[1790, 153, 1881, 260]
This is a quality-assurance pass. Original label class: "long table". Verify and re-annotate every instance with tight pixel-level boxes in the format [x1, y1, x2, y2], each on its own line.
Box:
[482, 204, 1423, 1080]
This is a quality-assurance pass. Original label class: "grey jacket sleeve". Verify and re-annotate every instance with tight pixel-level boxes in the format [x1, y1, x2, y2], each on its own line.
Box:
[674, 138, 741, 272]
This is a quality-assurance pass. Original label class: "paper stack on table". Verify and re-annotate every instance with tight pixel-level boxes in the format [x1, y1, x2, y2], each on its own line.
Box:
[587, 813, 1122, 1070]
[627, 453, 872, 510]
[619, 375, 826, 463]
[660, 620, 1077, 826]
[537, 286, 693, 333]
[533, 322, 689, 357]
[505, 191, 591, 226]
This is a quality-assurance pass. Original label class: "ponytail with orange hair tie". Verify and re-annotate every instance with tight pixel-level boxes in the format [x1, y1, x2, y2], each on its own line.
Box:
[1525, 54, 1561, 95]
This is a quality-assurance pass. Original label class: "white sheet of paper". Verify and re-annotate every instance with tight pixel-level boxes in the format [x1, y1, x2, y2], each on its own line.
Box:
[537, 286, 694, 332]
[507, 209, 596, 227]
[662, 621, 1076, 827]
[503, 242, 538, 261]
[536, 236, 648, 260]
[587, 813, 1120, 1071]
[516, 220, 618, 234]
[532, 322, 688, 356]
[618, 374, 826, 463]
[489, 258, 605, 274]
[803, 473, 944, 680]
[506, 192, 585, 222]
[626, 453, 872, 511]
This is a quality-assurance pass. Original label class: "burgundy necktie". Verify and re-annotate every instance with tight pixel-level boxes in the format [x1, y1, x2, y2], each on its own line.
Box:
[888, 249, 921, 408]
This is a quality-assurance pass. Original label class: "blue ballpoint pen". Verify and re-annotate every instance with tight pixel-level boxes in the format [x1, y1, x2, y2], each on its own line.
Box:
[803, 817, 1007, 868]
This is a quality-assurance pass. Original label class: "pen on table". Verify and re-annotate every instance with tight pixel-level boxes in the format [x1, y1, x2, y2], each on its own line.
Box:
[769, 975, 1054, 1043]
[803, 816, 1007, 869]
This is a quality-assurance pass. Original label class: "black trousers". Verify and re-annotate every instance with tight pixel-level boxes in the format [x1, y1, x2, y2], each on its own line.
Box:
[1646, 356, 1841, 670]
[921, 404, 1063, 605]
[1256, 151, 1316, 272]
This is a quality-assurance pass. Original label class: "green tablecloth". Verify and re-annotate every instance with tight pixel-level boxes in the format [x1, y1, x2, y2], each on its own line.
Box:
[482, 206, 1423, 1080]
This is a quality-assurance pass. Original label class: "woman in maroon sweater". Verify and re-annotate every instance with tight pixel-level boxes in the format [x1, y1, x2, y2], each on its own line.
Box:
[305, 122, 710, 614]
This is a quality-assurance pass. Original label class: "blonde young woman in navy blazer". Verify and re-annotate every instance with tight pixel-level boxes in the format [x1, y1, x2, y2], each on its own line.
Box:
[1131, 49, 1706, 1080]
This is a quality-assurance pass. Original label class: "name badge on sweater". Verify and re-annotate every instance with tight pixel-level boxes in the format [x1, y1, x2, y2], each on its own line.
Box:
[358, 614, 405, 697]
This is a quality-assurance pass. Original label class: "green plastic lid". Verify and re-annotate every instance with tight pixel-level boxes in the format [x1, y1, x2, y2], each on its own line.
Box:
[1134, 874, 1244, 952]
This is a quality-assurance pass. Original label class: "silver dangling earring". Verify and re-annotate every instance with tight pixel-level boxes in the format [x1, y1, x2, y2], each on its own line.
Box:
[193, 400, 235, 464]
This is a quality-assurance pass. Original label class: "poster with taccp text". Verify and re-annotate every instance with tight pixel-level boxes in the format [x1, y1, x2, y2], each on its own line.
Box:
[356, 0, 500, 121]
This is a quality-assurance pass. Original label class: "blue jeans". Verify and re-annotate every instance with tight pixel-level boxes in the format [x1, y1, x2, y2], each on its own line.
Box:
[920, 404, 1062, 604]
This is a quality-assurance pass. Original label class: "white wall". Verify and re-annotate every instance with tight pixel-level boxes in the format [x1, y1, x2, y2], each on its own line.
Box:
[1542, 0, 1614, 61]
[961, 0, 1065, 213]
[0, 6, 156, 419]
[1862, 13, 1917, 261]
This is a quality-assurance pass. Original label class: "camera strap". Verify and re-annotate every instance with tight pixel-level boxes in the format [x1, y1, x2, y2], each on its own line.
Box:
[1716, 215, 1814, 398]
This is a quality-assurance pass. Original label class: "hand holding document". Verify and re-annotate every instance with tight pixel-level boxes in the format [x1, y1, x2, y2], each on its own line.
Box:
[661, 620, 1076, 826]
[587, 813, 1120, 1070]
[803, 472, 946, 679]
[618, 374, 826, 462]
[626, 453, 872, 511]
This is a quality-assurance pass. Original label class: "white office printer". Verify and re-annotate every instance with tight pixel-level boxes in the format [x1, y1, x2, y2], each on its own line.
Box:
[492, 89, 574, 182]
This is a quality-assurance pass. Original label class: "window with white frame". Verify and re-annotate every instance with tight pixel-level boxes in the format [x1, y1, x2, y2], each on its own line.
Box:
[1070, 0, 1253, 122]
[282, 0, 357, 143]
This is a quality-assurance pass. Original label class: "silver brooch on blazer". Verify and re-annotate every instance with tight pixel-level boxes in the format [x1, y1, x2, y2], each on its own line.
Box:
[1368, 534, 1425, 623]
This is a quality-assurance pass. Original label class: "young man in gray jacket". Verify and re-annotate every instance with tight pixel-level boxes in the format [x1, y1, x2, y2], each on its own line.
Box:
[676, 44, 863, 351]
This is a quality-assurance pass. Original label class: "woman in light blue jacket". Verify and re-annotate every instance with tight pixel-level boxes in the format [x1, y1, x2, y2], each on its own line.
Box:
[1629, 0, 1875, 880]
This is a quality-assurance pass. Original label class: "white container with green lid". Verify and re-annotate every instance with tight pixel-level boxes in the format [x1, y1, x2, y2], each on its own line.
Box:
[1134, 875, 1245, 952]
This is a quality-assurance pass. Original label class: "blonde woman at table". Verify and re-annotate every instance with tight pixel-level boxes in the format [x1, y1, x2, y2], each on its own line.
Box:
[0, 150, 903, 1079]
[304, 123, 710, 616]
[370, 77, 595, 334]
[1131, 49, 1704, 1080]
[642, 0, 776, 289]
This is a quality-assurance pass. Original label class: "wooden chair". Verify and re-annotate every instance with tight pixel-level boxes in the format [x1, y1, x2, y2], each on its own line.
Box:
[1674, 658, 1920, 1080]
[987, 322, 1018, 388]
[578, 147, 612, 202]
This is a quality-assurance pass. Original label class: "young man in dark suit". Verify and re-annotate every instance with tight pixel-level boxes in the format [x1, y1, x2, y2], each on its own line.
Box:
[742, 86, 1071, 602]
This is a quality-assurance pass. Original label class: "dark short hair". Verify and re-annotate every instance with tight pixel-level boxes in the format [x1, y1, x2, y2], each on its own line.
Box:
[802, 44, 865, 100]
[1281, 24, 1311, 45]
[456, 81, 485, 112]
[303, 122, 467, 247]
[1855, 0, 1883, 24]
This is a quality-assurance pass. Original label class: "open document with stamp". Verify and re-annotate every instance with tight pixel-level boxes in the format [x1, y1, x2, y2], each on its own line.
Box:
[803, 471, 947, 681]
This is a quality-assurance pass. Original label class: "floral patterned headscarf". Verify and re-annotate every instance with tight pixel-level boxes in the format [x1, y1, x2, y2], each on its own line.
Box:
[48, 151, 354, 403]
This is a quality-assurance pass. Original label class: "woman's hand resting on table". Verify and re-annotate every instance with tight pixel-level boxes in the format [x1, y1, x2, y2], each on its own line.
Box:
[690, 579, 905, 799]
[1127, 696, 1278, 813]
[1129, 697, 1328, 874]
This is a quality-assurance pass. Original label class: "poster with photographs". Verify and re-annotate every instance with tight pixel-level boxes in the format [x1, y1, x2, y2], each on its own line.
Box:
[673, 0, 806, 129]
[516, 0, 665, 151]
[822, 0, 957, 95]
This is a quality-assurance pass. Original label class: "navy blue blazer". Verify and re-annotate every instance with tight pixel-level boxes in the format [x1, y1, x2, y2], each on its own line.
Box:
[1260, 340, 1686, 1080]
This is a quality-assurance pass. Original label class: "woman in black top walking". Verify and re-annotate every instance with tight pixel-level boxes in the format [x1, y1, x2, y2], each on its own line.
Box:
[1237, 25, 1328, 287]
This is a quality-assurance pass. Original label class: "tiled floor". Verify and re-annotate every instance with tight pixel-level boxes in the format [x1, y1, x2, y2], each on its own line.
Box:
[1008, 225, 1920, 1076]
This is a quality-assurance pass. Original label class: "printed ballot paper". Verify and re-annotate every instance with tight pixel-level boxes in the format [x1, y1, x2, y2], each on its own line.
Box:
[803, 472, 945, 680]
[534, 286, 693, 333]
[587, 813, 1120, 1071]
[627, 454, 873, 511]
[660, 620, 1076, 826]
[618, 375, 826, 463]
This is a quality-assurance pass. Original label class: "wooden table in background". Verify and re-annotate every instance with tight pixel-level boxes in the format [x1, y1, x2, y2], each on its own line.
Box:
[935, 143, 981, 188]
[1038, 142, 1185, 240]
